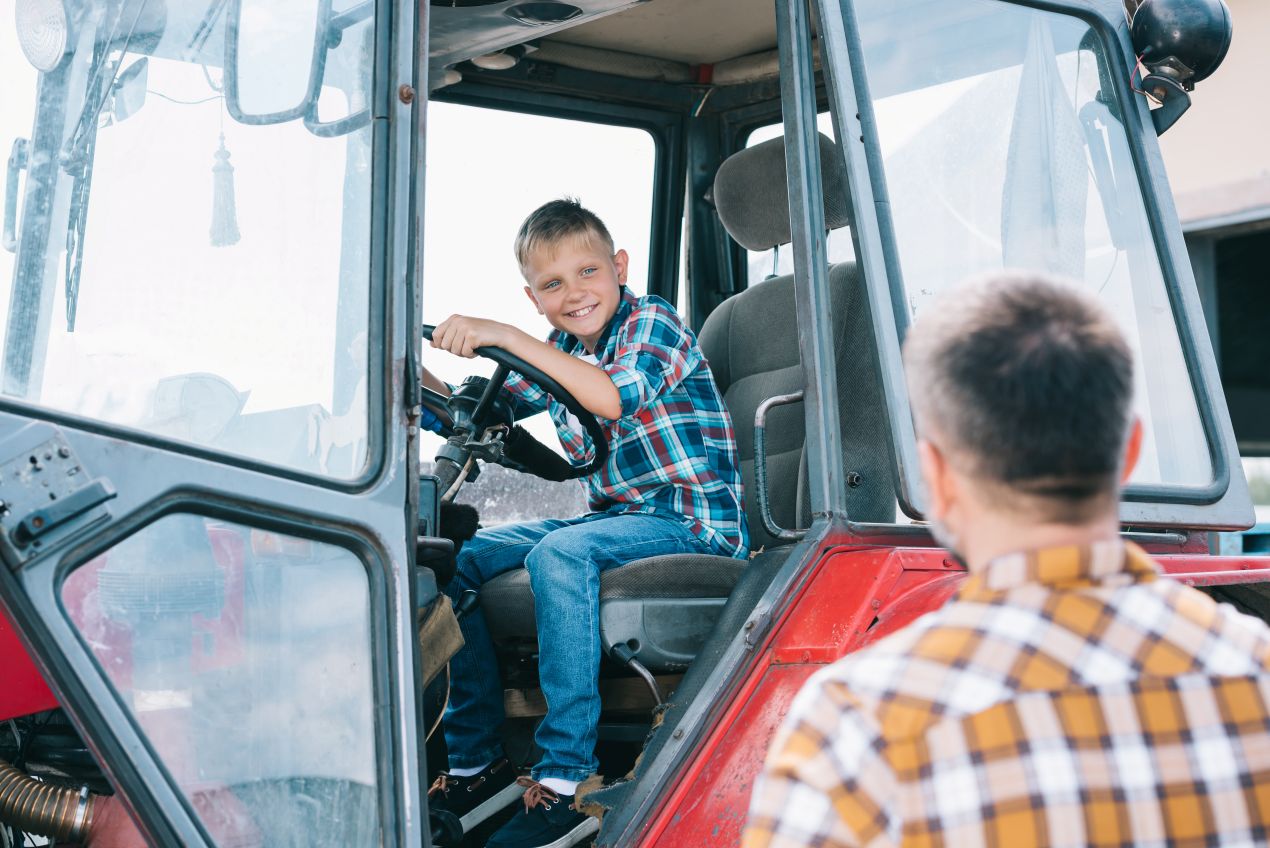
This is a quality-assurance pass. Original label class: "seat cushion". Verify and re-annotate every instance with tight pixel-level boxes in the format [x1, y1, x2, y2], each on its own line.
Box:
[481, 553, 746, 643]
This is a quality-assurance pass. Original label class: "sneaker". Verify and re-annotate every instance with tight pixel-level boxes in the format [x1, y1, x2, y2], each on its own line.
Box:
[485, 777, 600, 848]
[428, 757, 523, 831]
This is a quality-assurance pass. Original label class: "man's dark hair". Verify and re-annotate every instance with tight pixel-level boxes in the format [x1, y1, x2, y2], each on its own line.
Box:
[904, 273, 1135, 522]
[514, 198, 614, 271]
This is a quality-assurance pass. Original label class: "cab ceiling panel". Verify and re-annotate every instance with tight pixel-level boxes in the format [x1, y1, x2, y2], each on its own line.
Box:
[428, 0, 644, 80]
[550, 0, 778, 65]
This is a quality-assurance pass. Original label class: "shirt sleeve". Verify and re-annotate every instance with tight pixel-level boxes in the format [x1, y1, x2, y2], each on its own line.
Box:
[743, 676, 894, 848]
[604, 300, 702, 419]
[501, 370, 550, 420]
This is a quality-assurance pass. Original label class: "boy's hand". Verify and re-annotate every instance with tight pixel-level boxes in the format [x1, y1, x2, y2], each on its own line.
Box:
[431, 315, 521, 359]
[431, 314, 623, 419]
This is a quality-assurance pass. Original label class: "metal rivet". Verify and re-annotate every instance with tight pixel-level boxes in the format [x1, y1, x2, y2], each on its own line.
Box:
[672, 729, 684, 739]
[398, 84, 416, 104]
[846, 471, 863, 488]
[57, 446, 71, 458]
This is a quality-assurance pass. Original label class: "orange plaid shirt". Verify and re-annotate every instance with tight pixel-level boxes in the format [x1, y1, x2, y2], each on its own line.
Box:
[744, 541, 1270, 847]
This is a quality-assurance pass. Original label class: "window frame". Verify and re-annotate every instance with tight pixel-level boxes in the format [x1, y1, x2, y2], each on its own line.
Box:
[430, 80, 687, 308]
[819, 0, 1251, 528]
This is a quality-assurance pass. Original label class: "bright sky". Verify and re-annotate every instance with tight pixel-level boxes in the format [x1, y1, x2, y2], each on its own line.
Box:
[418, 101, 655, 458]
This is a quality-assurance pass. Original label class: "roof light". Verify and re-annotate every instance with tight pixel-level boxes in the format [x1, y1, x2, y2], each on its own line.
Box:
[504, 2, 581, 27]
[15, 0, 70, 72]
[438, 67, 463, 88]
[471, 51, 518, 71]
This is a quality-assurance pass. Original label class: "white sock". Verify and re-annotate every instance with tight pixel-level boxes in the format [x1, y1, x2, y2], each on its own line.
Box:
[448, 761, 491, 777]
[539, 777, 579, 797]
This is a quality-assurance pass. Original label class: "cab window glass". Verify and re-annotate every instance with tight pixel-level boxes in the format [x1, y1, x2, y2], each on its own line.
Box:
[1248, 458, 1270, 519]
[421, 102, 656, 524]
[857, 0, 1211, 488]
[742, 115, 855, 287]
[63, 515, 380, 845]
[0, 3, 373, 478]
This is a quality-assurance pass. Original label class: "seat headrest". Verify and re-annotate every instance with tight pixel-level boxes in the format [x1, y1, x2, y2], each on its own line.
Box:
[712, 132, 850, 252]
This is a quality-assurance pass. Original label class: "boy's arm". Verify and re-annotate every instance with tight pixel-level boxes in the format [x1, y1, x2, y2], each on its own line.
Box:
[421, 366, 451, 397]
[431, 315, 622, 420]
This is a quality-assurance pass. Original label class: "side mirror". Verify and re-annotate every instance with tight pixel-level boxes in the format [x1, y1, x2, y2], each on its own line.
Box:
[304, 1, 374, 137]
[224, 0, 332, 125]
[106, 58, 148, 125]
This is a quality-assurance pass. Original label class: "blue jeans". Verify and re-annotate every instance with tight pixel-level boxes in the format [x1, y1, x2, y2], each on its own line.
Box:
[443, 511, 711, 782]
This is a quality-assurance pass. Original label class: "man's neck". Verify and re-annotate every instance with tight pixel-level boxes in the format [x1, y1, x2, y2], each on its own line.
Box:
[961, 512, 1123, 573]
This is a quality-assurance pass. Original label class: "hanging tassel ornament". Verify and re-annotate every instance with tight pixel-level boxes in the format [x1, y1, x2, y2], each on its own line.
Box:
[210, 133, 240, 247]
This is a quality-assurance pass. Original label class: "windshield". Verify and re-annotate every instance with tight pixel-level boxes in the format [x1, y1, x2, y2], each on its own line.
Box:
[857, 0, 1213, 489]
[1, 0, 373, 479]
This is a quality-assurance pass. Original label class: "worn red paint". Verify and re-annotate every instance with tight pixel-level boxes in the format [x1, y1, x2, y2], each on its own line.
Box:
[0, 607, 57, 721]
[639, 544, 1270, 846]
[0, 524, 249, 723]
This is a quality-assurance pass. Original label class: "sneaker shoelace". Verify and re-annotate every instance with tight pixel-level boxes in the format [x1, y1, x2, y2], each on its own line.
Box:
[428, 773, 455, 797]
[516, 776, 561, 813]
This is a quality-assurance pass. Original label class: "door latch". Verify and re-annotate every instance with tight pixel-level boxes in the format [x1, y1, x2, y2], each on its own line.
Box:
[0, 422, 116, 568]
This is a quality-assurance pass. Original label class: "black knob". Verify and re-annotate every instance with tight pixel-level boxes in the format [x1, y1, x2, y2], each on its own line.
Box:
[454, 589, 480, 619]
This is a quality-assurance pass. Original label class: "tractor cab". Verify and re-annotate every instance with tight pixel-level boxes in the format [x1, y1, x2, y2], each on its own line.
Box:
[0, 0, 1257, 846]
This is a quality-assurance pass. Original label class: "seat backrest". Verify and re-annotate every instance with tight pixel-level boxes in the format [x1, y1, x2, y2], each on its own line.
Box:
[700, 134, 894, 550]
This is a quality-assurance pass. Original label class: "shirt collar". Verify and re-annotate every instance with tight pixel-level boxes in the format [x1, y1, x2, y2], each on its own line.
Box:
[551, 287, 639, 360]
[958, 540, 1158, 600]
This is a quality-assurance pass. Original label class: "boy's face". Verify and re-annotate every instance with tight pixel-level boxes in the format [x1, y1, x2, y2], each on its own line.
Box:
[522, 232, 628, 352]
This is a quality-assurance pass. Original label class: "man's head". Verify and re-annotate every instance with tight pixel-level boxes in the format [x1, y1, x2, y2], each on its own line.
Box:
[516, 198, 628, 353]
[903, 272, 1142, 562]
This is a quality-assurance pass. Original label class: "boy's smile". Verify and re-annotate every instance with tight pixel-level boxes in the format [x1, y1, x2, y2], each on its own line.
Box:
[522, 234, 628, 353]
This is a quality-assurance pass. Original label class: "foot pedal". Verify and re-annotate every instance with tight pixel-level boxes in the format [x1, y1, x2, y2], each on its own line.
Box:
[459, 780, 525, 832]
[551, 816, 600, 848]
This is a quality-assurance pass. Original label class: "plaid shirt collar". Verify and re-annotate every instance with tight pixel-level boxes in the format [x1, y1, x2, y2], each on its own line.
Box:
[959, 539, 1159, 599]
[549, 287, 639, 360]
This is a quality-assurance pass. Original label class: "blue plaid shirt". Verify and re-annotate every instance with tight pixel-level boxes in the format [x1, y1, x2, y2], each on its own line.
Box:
[503, 289, 749, 559]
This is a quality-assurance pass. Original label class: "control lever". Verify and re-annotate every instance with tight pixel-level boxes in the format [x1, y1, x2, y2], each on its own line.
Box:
[609, 641, 664, 707]
[453, 589, 479, 620]
[415, 536, 454, 565]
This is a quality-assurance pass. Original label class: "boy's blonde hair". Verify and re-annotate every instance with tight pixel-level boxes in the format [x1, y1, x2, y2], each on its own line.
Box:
[514, 198, 615, 272]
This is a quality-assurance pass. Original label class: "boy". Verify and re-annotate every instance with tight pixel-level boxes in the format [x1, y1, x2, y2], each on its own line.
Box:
[424, 198, 749, 848]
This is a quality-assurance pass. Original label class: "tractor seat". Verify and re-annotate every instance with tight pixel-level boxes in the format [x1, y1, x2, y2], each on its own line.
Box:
[479, 132, 894, 673]
[483, 553, 747, 671]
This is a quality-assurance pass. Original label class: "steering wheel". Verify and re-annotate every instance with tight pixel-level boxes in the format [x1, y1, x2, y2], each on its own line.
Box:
[421, 325, 610, 495]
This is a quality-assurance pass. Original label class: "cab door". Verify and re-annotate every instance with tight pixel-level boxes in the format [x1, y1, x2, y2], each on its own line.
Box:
[0, 0, 427, 844]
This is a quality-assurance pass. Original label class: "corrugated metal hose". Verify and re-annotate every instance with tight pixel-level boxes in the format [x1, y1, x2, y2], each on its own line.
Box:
[0, 757, 95, 842]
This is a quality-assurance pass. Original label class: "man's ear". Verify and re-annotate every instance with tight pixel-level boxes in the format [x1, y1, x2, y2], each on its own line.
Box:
[917, 438, 953, 521]
[523, 285, 544, 315]
[1120, 417, 1144, 484]
[613, 249, 629, 285]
